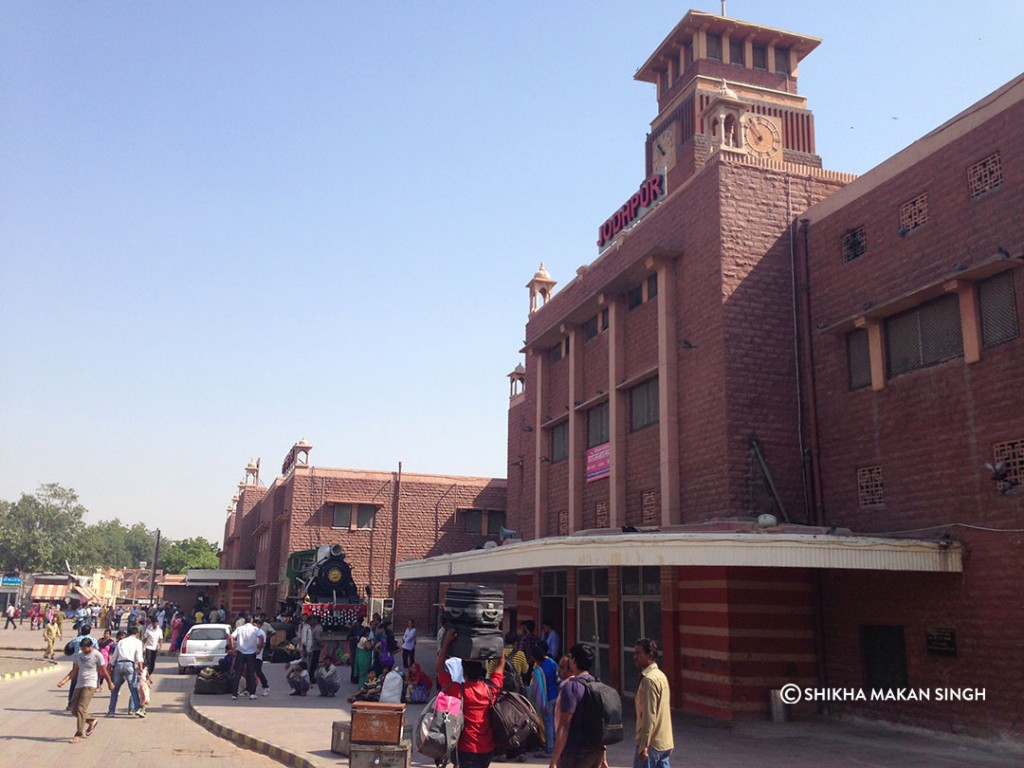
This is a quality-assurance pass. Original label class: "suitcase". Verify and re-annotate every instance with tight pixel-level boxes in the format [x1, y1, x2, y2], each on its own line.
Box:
[351, 701, 406, 745]
[193, 675, 232, 695]
[445, 625, 504, 661]
[443, 585, 504, 628]
[334, 722, 414, 756]
[350, 740, 412, 768]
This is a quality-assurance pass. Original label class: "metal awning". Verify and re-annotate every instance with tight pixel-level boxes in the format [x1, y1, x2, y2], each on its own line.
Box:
[30, 583, 69, 600]
[71, 583, 100, 603]
[395, 532, 962, 580]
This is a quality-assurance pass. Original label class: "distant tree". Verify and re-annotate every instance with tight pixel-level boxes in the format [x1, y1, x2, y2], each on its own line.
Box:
[0, 483, 86, 574]
[159, 537, 220, 574]
[125, 522, 157, 567]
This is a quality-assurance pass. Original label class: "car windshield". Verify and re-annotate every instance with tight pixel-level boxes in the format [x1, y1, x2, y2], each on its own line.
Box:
[188, 628, 226, 641]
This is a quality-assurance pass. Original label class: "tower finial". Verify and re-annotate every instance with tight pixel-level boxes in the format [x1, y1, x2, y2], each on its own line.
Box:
[721, 1, 727, 17]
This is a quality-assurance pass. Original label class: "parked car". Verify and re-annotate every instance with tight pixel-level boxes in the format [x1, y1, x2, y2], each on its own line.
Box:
[177, 623, 232, 674]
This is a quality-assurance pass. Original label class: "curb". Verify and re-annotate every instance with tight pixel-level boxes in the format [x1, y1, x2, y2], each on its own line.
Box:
[186, 692, 325, 768]
[0, 659, 61, 682]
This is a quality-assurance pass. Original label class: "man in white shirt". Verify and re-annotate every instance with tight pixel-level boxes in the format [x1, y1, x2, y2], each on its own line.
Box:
[252, 616, 271, 696]
[143, 618, 162, 676]
[109, 626, 146, 716]
[229, 616, 265, 700]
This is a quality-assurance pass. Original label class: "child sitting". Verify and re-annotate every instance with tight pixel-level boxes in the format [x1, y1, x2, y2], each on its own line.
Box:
[286, 660, 310, 696]
[347, 669, 381, 703]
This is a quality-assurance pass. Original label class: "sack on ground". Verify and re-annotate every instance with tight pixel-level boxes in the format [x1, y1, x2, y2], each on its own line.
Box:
[414, 690, 464, 763]
[489, 688, 543, 753]
[566, 677, 624, 749]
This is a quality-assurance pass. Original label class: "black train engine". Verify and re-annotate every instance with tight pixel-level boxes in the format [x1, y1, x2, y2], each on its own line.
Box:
[301, 544, 365, 631]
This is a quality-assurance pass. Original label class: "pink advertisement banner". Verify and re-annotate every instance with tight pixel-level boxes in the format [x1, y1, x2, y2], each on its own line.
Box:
[586, 442, 610, 482]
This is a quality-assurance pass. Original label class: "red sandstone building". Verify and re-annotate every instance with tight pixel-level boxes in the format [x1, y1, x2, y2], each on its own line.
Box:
[219, 440, 506, 627]
[398, 10, 1023, 737]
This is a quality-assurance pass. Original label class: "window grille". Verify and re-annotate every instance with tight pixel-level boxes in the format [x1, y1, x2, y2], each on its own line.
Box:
[641, 490, 659, 524]
[967, 152, 1002, 199]
[558, 509, 569, 535]
[898, 194, 928, 234]
[857, 466, 884, 507]
[978, 271, 1019, 347]
[595, 501, 609, 528]
[847, 329, 871, 390]
[885, 294, 962, 378]
[842, 227, 868, 263]
[992, 439, 1024, 492]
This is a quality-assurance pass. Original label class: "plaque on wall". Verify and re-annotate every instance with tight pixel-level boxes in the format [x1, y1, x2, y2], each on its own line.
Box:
[926, 627, 957, 657]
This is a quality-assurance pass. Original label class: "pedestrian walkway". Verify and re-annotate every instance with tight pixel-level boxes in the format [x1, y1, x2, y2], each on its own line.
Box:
[3, 626, 1022, 768]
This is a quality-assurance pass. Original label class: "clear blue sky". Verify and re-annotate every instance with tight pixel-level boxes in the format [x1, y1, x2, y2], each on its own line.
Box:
[2, 1, 1022, 544]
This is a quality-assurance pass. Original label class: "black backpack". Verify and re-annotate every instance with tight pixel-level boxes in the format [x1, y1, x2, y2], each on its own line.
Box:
[565, 676, 624, 751]
[486, 683, 543, 753]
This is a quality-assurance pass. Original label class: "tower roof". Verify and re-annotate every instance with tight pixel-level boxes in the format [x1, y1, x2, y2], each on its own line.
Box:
[634, 10, 820, 85]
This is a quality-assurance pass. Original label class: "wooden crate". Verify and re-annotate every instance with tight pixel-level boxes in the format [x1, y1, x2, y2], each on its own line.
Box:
[350, 740, 412, 768]
[351, 702, 406, 745]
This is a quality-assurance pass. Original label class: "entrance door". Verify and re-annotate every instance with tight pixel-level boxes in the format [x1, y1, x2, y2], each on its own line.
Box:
[577, 597, 610, 681]
[620, 566, 663, 693]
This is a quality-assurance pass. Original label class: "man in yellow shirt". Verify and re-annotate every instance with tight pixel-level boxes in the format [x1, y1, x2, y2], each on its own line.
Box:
[633, 638, 673, 768]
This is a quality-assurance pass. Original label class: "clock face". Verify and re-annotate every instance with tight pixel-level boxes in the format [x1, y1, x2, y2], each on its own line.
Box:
[744, 115, 782, 158]
[652, 126, 676, 171]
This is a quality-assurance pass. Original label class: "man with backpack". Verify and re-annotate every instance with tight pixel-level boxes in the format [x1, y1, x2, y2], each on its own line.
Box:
[435, 628, 506, 768]
[549, 643, 622, 768]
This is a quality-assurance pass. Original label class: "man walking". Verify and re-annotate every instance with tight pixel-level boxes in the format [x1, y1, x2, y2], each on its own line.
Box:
[43, 616, 60, 659]
[109, 626, 146, 716]
[4, 603, 17, 629]
[143, 617, 162, 676]
[532, 640, 560, 759]
[549, 643, 609, 768]
[308, 615, 324, 672]
[633, 638, 673, 768]
[57, 637, 114, 742]
[252, 616, 271, 696]
[229, 615, 264, 700]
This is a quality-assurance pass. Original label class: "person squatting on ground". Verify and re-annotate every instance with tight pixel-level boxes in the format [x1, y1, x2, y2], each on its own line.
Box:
[633, 638, 674, 768]
[286, 660, 311, 696]
[550, 643, 609, 768]
[229, 615, 265, 700]
[57, 637, 114, 743]
[436, 628, 507, 768]
[109, 626, 146, 716]
[315, 656, 340, 697]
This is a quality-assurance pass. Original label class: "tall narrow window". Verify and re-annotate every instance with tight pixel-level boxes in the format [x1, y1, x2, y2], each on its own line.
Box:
[646, 274, 658, 301]
[729, 38, 744, 66]
[846, 329, 871, 390]
[587, 402, 609, 448]
[551, 422, 569, 462]
[630, 378, 659, 430]
[978, 271, 1018, 347]
[706, 34, 722, 61]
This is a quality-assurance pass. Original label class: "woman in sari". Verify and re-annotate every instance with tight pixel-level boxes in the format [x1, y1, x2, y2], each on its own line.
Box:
[168, 613, 184, 652]
[404, 661, 432, 703]
[97, 629, 116, 666]
[354, 628, 374, 686]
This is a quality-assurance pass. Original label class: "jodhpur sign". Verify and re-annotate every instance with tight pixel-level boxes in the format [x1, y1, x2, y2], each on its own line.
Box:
[1, 574, 20, 593]
[596, 172, 665, 249]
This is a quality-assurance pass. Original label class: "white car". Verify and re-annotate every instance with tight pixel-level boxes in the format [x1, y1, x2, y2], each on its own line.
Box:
[177, 623, 232, 674]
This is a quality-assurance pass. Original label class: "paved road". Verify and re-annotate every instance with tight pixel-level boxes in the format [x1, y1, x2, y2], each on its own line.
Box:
[0, 654, 281, 767]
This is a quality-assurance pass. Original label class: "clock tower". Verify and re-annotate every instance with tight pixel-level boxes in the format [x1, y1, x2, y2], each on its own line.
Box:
[635, 10, 822, 186]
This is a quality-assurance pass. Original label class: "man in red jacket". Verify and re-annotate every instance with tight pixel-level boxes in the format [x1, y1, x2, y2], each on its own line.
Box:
[435, 628, 507, 768]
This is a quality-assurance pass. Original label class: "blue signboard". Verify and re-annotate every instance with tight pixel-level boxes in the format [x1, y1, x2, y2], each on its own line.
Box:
[1, 575, 21, 587]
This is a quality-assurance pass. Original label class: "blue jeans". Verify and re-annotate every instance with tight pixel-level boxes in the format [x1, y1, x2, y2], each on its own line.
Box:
[542, 707, 555, 755]
[634, 747, 672, 768]
[109, 662, 141, 713]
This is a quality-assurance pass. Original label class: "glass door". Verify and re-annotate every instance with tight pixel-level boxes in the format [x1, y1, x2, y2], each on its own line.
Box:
[577, 597, 610, 681]
[620, 566, 662, 693]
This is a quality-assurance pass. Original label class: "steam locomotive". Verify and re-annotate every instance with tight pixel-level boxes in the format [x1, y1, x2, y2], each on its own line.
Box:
[292, 544, 367, 631]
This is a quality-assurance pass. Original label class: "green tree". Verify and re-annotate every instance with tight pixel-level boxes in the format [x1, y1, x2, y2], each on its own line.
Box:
[159, 537, 220, 573]
[0, 483, 86, 573]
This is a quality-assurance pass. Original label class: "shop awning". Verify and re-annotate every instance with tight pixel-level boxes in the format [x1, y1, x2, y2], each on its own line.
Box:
[71, 583, 100, 603]
[30, 583, 69, 600]
[395, 531, 962, 581]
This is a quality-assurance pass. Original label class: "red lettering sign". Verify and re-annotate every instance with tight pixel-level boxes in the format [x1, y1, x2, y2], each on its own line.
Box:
[597, 173, 665, 247]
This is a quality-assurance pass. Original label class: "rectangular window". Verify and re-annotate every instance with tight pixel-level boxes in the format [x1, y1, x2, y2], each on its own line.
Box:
[775, 47, 790, 74]
[706, 34, 722, 61]
[646, 274, 658, 301]
[847, 329, 871, 390]
[463, 508, 483, 534]
[630, 378, 659, 430]
[357, 504, 376, 529]
[577, 568, 609, 596]
[729, 38, 744, 66]
[752, 45, 767, 70]
[332, 503, 352, 528]
[842, 226, 868, 263]
[967, 152, 1002, 199]
[584, 315, 599, 340]
[861, 625, 908, 690]
[564, 336, 571, 356]
[857, 466, 885, 507]
[487, 510, 506, 534]
[551, 421, 569, 462]
[549, 343, 563, 363]
[627, 284, 644, 310]
[978, 271, 1019, 347]
[587, 402, 609, 448]
[885, 294, 963, 378]
[601, 308, 609, 331]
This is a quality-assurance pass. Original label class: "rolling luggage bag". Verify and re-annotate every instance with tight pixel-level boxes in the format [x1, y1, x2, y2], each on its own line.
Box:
[445, 625, 504, 661]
